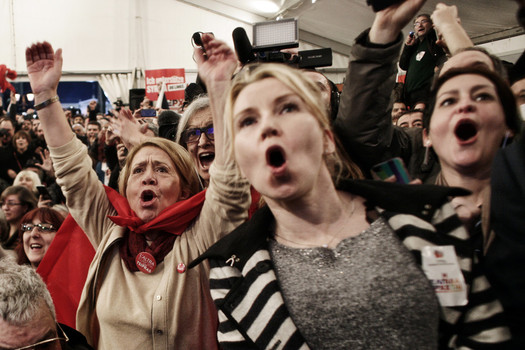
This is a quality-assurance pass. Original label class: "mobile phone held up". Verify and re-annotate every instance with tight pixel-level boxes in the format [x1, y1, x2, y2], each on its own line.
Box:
[371, 157, 411, 184]
[37, 186, 52, 201]
[366, 0, 404, 12]
[140, 109, 156, 118]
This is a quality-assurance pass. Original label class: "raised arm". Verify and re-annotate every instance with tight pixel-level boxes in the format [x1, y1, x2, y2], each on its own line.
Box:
[26, 42, 115, 247]
[26, 42, 73, 147]
[431, 3, 473, 55]
[333, 0, 426, 174]
[193, 33, 238, 167]
[369, 0, 426, 44]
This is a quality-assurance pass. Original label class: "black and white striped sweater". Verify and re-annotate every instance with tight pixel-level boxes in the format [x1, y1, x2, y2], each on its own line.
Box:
[191, 180, 512, 349]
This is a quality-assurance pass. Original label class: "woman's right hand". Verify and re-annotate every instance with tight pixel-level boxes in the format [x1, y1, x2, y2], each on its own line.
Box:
[25, 42, 63, 102]
[194, 33, 238, 88]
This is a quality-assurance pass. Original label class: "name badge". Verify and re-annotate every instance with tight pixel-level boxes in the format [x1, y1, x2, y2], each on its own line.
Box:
[422, 246, 468, 307]
[416, 51, 426, 61]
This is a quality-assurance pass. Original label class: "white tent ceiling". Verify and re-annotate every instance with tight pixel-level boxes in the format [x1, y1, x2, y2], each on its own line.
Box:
[187, 0, 525, 61]
[1, 0, 524, 84]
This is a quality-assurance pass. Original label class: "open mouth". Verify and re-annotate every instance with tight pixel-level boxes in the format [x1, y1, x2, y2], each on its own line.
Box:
[30, 243, 42, 249]
[266, 146, 286, 168]
[140, 190, 157, 205]
[198, 152, 215, 169]
[454, 120, 478, 143]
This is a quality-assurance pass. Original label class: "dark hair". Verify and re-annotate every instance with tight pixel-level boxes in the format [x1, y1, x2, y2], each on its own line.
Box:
[87, 121, 101, 129]
[424, 66, 521, 135]
[1, 186, 38, 211]
[397, 109, 424, 126]
[12, 130, 32, 150]
[0, 186, 37, 242]
[443, 47, 508, 82]
[0, 117, 14, 128]
[414, 14, 432, 24]
[16, 207, 65, 265]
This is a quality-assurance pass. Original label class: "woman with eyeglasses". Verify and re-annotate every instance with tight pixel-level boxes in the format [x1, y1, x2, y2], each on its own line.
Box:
[16, 207, 64, 268]
[176, 95, 215, 188]
[25, 41, 251, 349]
[0, 186, 37, 251]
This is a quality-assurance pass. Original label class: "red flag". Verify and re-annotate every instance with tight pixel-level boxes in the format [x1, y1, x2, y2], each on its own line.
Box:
[37, 214, 95, 329]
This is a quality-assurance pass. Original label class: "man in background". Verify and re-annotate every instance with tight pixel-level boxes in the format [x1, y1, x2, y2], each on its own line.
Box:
[399, 14, 446, 108]
[0, 258, 92, 349]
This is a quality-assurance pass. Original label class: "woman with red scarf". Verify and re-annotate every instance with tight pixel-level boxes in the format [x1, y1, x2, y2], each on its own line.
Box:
[25, 41, 251, 349]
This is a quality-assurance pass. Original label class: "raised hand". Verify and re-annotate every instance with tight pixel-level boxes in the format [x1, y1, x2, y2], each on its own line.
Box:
[193, 33, 239, 167]
[194, 33, 238, 87]
[25, 42, 63, 100]
[105, 124, 120, 146]
[405, 33, 417, 46]
[370, 0, 427, 44]
[35, 149, 55, 177]
[111, 108, 149, 150]
[431, 3, 472, 55]
[117, 143, 128, 168]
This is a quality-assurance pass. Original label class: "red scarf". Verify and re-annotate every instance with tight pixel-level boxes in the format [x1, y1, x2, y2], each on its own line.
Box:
[104, 186, 206, 272]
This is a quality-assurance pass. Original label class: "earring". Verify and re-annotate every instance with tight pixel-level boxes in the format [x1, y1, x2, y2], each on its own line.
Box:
[423, 140, 431, 166]
[501, 130, 511, 148]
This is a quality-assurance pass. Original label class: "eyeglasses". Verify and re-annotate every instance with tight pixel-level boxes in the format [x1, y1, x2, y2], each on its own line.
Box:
[0, 201, 23, 208]
[21, 223, 56, 233]
[182, 126, 214, 145]
[414, 19, 430, 27]
[13, 323, 69, 350]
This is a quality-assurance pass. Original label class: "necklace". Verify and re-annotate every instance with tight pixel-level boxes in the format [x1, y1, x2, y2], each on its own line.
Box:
[273, 196, 356, 249]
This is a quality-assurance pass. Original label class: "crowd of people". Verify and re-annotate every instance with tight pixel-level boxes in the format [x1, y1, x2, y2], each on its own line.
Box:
[1, 0, 524, 349]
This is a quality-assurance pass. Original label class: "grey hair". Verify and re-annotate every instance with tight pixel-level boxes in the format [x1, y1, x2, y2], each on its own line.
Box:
[71, 123, 85, 132]
[175, 95, 210, 145]
[13, 170, 42, 195]
[145, 121, 159, 136]
[0, 257, 56, 325]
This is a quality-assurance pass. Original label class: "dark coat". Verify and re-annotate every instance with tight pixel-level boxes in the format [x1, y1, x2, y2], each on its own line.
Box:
[191, 180, 511, 349]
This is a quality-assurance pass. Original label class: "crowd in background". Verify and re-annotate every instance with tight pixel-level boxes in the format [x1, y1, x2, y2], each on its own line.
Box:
[1, 0, 525, 349]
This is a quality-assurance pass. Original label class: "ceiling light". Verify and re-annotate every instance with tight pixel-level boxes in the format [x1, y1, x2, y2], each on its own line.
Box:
[252, 0, 281, 14]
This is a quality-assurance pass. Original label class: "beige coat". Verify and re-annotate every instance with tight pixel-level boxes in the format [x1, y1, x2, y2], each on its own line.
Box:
[50, 137, 250, 349]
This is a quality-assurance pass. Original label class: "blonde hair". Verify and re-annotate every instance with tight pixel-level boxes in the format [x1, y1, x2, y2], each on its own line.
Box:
[13, 170, 42, 195]
[224, 63, 362, 184]
[118, 138, 200, 199]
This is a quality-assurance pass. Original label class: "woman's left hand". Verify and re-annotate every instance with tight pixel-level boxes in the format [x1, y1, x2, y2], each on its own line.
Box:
[111, 108, 149, 150]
